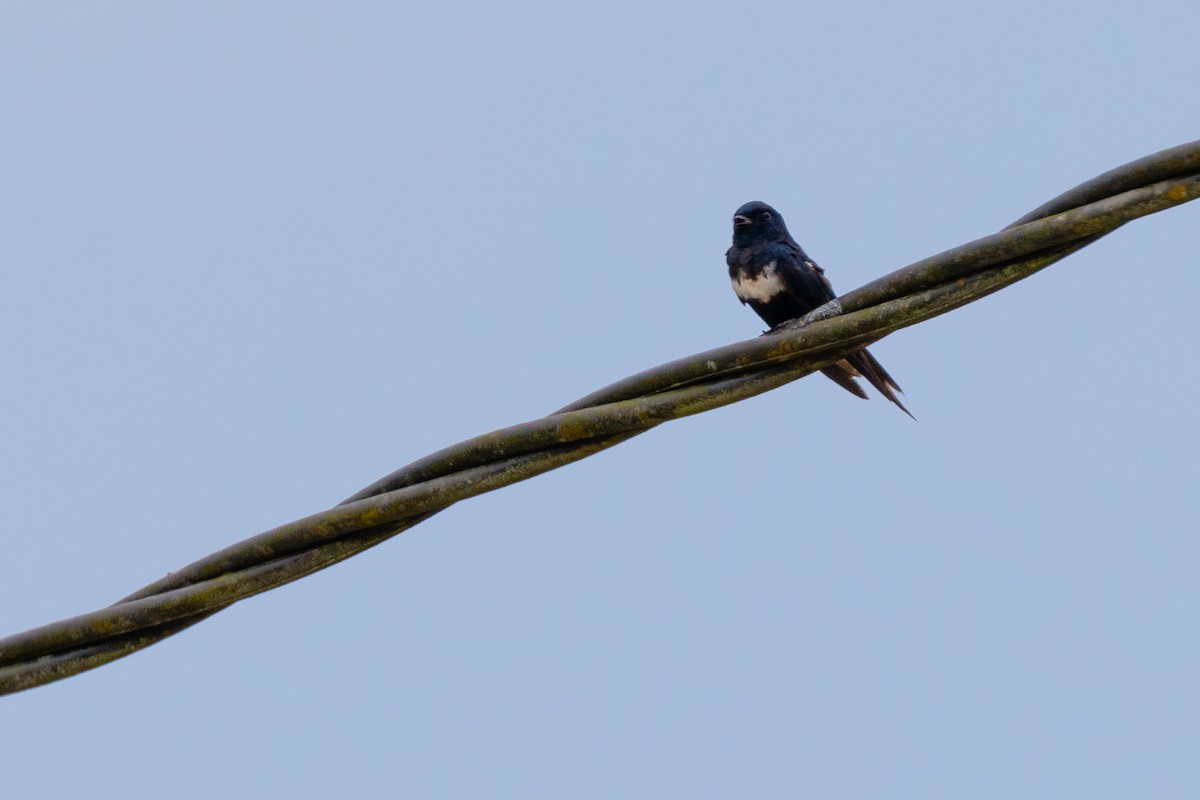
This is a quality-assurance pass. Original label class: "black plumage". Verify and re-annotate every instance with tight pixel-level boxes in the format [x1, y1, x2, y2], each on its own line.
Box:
[726, 201, 912, 418]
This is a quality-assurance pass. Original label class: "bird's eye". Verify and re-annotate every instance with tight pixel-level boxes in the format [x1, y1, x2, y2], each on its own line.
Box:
[761, 211, 771, 219]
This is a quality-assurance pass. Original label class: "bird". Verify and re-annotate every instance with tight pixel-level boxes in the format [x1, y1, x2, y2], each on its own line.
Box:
[726, 200, 913, 418]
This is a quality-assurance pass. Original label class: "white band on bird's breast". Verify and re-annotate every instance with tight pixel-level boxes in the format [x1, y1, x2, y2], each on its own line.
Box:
[731, 260, 786, 303]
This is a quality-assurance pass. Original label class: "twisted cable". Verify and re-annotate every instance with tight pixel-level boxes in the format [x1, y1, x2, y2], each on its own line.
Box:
[2, 140, 1198, 695]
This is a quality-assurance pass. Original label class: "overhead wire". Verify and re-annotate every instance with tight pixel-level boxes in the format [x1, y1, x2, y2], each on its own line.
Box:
[2, 140, 1197, 696]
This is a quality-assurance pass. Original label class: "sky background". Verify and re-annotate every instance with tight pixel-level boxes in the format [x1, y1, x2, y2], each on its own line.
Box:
[2, 3, 1198, 798]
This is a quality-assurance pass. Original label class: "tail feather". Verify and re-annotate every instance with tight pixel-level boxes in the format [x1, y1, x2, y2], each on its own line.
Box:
[819, 351, 915, 420]
[850, 349, 915, 420]
[820, 363, 869, 399]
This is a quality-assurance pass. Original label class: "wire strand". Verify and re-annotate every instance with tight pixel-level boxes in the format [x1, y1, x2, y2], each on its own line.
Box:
[2, 140, 1198, 696]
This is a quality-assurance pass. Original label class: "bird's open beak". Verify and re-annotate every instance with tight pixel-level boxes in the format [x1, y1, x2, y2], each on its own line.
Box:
[733, 215, 751, 228]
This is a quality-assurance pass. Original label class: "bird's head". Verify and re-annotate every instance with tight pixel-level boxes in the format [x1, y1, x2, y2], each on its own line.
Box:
[731, 201, 791, 246]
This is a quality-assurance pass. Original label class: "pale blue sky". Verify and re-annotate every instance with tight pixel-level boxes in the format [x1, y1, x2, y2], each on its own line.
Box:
[2, 3, 1198, 797]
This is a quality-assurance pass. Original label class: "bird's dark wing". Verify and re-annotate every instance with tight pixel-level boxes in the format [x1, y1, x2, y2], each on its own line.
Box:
[776, 248, 915, 419]
[773, 248, 838, 313]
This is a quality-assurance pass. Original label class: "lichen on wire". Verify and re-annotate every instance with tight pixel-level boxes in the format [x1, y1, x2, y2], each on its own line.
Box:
[2, 140, 1198, 696]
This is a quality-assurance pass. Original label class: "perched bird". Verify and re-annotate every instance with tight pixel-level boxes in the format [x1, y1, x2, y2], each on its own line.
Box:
[726, 200, 912, 418]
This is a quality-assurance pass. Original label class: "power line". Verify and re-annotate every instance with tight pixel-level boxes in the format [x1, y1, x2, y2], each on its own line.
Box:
[2, 140, 1197, 696]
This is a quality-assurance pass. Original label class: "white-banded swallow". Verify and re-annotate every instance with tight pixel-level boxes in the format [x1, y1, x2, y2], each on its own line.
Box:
[726, 201, 913, 418]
